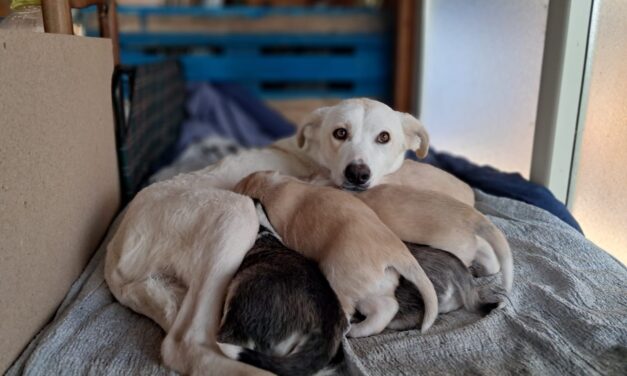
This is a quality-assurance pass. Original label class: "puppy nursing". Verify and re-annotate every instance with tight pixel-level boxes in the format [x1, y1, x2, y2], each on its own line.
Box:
[233, 171, 439, 336]
[358, 185, 514, 292]
[381, 160, 475, 207]
[217, 228, 347, 376]
[218, 238, 502, 375]
[391, 244, 503, 330]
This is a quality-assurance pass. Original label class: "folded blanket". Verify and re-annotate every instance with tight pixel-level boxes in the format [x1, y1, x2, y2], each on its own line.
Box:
[178, 83, 294, 152]
[9, 191, 626, 376]
[342, 192, 624, 375]
[419, 149, 583, 233]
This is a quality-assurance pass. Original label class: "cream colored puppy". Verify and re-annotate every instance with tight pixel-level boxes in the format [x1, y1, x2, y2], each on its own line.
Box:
[233, 171, 439, 336]
[381, 159, 475, 206]
[358, 185, 513, 292]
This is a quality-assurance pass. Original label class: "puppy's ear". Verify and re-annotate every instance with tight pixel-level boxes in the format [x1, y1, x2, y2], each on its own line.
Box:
[296, 107, 330, 148]
[233, 173, 254, 196]
[234, 172, 268, 198]
[237, 171, 285, 199]
[399, 112, 429, 159]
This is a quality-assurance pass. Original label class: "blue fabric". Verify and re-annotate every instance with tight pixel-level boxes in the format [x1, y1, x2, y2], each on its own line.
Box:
[211, 83, 295, 140]
[177, 83, 294, 153]
[416, 150, 583, 233]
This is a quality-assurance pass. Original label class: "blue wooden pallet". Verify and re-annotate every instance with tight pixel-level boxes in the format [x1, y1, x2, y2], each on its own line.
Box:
[81, 6, 392, 99]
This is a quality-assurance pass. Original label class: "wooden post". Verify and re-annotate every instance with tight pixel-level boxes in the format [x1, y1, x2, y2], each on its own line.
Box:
[41, 0, 119, 65]
[41, 0, 73, 35]
[394, 0, 417, 112]
[95, 0, 120, 65]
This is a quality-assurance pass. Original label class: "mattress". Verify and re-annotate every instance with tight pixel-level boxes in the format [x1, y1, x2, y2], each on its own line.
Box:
[7, 86, 623, 375]
[8, 186, 627, 375]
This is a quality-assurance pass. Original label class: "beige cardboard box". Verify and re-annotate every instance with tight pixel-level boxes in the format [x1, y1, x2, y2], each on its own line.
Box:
[0, 31, 120, 372]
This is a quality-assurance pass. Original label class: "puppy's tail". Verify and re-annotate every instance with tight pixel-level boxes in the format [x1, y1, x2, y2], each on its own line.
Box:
[458, 281, 504, 315]
[476, 284, 507, 314]
[393, 255, 439, 332]
[476, 219, 514, 292]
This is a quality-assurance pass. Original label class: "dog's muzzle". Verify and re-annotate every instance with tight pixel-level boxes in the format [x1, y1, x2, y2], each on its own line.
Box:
[344, 163, 371, 189]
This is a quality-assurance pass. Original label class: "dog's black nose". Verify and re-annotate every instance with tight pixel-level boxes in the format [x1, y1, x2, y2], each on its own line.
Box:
[344, 163, 371, 185]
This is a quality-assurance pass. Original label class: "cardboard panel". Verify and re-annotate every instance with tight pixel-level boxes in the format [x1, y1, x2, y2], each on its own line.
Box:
[0, 31, 120, 372]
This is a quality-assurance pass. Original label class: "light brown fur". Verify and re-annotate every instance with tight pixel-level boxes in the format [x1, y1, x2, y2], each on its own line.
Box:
[357, 185, 513, 292]
[233, 171, 439, 335]
[381, 160, 475, 206]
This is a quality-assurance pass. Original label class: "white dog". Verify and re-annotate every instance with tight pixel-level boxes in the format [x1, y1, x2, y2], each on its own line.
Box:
[105, 99, 455, 375]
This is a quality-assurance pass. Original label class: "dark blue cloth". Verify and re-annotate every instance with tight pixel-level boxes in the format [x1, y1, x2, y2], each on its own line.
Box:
[416, 150, 583, 233]
[177, 83, 294, 153]
[212, 83, 295, 140]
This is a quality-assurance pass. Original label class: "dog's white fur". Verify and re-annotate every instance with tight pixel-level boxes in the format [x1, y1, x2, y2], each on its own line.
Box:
[104, 98, 465, 374]
[297, 99, 429, 190]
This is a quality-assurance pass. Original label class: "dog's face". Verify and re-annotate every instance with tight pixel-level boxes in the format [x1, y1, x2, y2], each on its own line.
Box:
[296, 98, 429, 191]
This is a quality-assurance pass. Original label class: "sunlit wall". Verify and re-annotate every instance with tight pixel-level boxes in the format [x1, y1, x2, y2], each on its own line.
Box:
[418, 0, 549, 177]
[570, 0, 627, 265]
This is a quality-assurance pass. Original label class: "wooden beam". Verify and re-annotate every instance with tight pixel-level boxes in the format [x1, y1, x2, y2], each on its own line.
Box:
[41, 0, 119, 65]
[394, 0, 417, 112]
[41, 0, 73, 35]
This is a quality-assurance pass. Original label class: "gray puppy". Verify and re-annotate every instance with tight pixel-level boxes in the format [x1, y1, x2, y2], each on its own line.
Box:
[218, 232, 501, 375]
[390, 243, 502, 330]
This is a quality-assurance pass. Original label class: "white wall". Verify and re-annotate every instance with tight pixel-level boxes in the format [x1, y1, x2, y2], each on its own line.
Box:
[570, 0, 627, 264]
[418, 0, 548, 177]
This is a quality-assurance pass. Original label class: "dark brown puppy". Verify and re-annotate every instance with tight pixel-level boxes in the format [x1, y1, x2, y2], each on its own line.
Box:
[217, 228, 348, 376]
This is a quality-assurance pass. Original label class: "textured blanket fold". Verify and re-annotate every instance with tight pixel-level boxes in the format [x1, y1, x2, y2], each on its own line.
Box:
[8, 192, 626, 376]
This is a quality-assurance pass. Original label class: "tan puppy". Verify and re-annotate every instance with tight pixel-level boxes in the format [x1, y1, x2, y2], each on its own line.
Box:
[308, 159, 474, 206]
[233, 171, 439, 336]
[381, 160, 475, 206]
[358, 185, 513, 292]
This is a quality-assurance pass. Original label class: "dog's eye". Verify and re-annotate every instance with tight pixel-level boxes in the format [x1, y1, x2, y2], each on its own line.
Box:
[376, 131, 390, 144]
[333, 128, 348, 140]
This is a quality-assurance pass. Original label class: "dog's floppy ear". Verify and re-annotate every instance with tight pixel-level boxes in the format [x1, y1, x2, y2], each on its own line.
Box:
[297, 107, 330, 148]
[399, 112, 429, 158]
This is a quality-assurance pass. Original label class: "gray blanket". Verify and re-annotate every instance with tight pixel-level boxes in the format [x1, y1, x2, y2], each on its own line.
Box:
[8, 191, 627, 376]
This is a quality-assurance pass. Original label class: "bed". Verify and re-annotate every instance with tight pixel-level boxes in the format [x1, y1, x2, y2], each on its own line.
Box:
[7, 82, 627, 376]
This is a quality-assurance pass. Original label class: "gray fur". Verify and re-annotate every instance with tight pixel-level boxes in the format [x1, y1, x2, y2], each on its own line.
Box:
[220, 238, 501, 374]
[391, 244, 502, 330]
